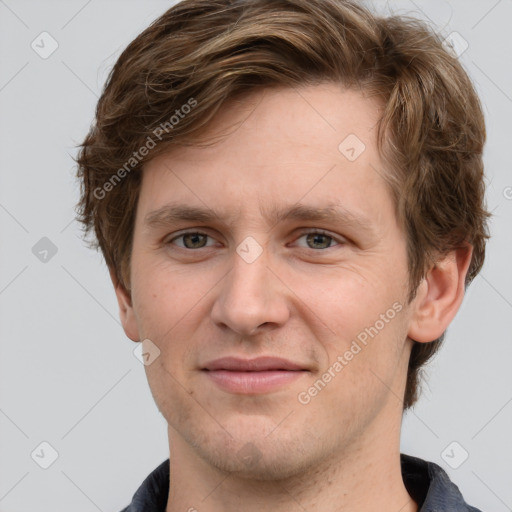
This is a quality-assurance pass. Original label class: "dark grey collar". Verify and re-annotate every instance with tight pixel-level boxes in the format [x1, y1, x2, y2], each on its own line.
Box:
[120, 454, 483, 511]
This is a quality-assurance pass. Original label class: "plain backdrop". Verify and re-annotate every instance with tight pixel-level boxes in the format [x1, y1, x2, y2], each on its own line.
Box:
[0, 1, 511, 511]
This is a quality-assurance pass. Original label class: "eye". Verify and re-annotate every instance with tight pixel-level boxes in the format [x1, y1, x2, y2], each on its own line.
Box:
[166, 229, 345, 251]
[167, 231, 217, 249]
[293, 229, 344, 250]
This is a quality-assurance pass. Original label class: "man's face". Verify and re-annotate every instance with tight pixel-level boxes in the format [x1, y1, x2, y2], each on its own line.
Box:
[123, 84, 416, 478]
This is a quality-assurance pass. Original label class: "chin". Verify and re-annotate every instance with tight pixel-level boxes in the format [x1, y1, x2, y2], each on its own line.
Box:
[206, 448, 307, 481]
[193, 431, 322, 482]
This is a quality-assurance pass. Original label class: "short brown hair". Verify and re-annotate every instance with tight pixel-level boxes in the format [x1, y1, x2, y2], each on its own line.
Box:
[75, 0, 490, 409]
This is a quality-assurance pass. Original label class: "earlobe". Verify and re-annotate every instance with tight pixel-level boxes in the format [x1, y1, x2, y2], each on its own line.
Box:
[109, 267, 140, 342]
[407, 244, 473, 343]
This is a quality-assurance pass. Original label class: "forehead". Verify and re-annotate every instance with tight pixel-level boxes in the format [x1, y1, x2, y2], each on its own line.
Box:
[138, 84, 393, 229]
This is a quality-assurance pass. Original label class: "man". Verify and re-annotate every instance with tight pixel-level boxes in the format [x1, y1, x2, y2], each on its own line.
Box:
[76, 0, 490, 510]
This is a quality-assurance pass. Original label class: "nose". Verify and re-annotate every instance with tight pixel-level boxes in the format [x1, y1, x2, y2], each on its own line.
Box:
[210, 246, 290, 337]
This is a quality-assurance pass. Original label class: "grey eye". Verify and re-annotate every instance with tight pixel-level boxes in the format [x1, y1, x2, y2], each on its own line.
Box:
[300, 232, 335, 249]
[171, 232, 212, 249]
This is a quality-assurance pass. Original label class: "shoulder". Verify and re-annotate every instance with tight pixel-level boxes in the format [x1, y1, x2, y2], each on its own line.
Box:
[401, 453, 484, 512]
[119, 459, 170, 512]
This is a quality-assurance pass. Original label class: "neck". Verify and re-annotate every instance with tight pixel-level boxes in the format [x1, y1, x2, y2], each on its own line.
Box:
[165, 416, 417, 512]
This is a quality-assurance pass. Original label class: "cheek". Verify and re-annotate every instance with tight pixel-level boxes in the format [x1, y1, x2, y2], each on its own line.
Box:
[299, 301, 409, 431]
[130, 261, 220, 377]
[131, 257, 204, 332]
[290, 262, 410, 402]
[297, 263, 404, 335]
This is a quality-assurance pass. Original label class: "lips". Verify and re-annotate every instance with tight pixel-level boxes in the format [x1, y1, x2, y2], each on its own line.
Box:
[202, 357, 308, 394]
[202, 356, 305, 372]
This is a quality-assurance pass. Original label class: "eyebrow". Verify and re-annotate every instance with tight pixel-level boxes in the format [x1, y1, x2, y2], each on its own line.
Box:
[144, 201, 376, 236]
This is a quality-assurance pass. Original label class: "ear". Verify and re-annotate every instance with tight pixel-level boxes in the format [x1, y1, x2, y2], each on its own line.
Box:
[408, 244, 473, 343]
[109, 267, 140, 342]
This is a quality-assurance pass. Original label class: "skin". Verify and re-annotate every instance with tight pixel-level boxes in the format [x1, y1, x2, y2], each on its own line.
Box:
[112, 83, 472, 511]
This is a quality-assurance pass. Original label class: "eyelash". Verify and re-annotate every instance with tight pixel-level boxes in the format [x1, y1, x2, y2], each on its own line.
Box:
[166, 229, 345, 251]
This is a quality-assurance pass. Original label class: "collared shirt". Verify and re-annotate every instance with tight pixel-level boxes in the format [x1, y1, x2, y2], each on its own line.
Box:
[120, 453, 484, 511]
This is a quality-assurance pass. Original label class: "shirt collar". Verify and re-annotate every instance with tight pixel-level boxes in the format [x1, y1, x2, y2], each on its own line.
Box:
[120, 454, 482, 511]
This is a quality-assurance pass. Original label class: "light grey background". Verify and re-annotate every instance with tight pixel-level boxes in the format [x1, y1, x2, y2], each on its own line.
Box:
[0, 1, 510, 511]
